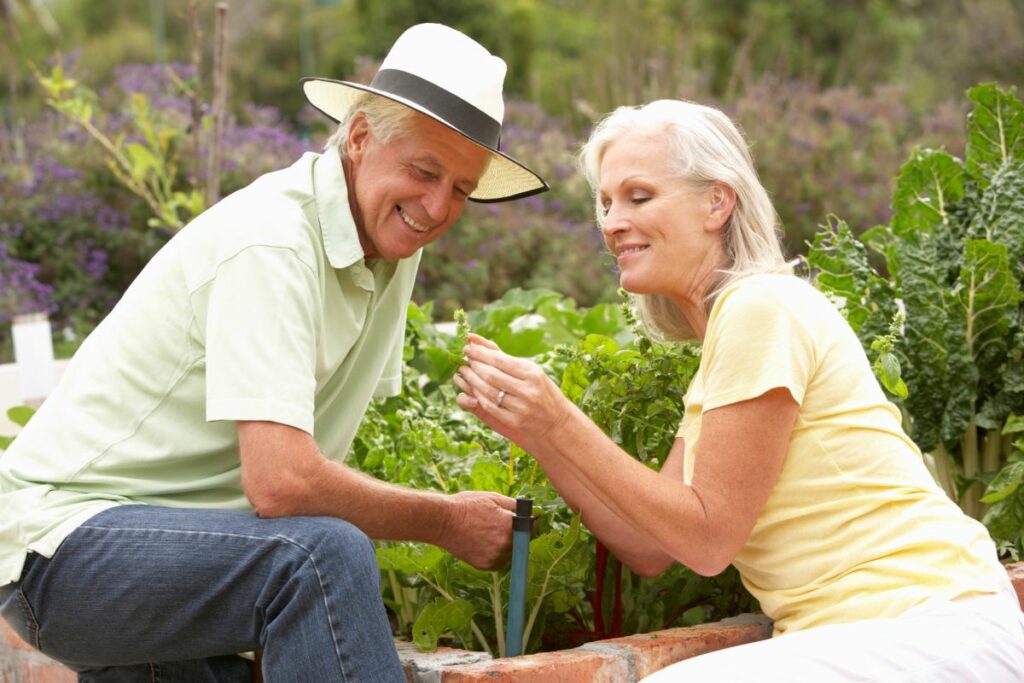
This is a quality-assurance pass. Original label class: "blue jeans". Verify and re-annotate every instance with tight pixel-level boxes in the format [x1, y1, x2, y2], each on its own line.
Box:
[0, 505, 403, 682]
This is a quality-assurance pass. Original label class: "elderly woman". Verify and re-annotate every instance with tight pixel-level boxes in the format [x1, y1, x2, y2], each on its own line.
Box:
[454, 100, 1024, 681]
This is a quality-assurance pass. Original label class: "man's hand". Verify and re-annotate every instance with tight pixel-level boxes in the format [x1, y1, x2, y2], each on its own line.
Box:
[440, 491, 516, 570]
[238, 421, 516, 568]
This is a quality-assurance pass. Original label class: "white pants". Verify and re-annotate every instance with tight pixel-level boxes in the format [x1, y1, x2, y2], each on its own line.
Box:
[641, 586, 1024, 682]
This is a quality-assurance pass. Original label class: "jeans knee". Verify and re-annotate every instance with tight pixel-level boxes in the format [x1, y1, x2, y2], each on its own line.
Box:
[304, 518, 380, 587]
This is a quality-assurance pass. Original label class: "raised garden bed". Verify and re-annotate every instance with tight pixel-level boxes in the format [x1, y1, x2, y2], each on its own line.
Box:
[3, 564, 1022, 683]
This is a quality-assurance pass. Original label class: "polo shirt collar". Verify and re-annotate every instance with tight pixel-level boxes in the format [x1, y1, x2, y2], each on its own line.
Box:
[313, 149, 366, 270]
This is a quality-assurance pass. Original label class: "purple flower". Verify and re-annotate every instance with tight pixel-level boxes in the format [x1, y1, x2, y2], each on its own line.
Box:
[0, 242, 55, 320]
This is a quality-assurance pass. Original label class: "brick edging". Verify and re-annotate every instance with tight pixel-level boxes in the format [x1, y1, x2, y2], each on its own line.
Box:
[3, 564, 1023, 682]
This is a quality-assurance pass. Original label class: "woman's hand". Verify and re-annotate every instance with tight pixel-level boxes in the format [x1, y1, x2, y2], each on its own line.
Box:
[454, 333, 573, 450]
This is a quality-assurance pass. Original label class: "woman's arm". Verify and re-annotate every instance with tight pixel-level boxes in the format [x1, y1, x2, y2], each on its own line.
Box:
[456, 335, 797, 576]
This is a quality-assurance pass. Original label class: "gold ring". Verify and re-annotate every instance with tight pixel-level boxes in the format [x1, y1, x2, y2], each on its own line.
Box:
[496, 390, 507, 407]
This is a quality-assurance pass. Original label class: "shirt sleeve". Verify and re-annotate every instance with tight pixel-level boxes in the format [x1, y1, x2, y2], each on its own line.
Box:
[699, 280, 817, 412]
[203, 245, 320, 434]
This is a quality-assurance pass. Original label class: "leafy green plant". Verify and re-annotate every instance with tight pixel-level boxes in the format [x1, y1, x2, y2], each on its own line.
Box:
[806, 84, 1024, 540]
[35, 63, 204, 231]
[354, 291, 757, 654]
[981, 415, 1024, 559]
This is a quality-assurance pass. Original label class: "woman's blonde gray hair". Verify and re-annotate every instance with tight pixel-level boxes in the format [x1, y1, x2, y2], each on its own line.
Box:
[324, 93, 420, 156]
[580, 99, 787, 340]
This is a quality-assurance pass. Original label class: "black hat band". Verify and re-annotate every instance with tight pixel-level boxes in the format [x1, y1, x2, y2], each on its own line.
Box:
[371, 69, 501, 149]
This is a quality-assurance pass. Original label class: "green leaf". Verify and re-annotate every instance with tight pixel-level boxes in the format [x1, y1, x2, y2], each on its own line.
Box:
[981, 461, 1024, 504]
[7, 406, 36, 428]
[966, 84, 1024, 185]
[805, 216, 894, 339]
[1005, 415, 1024, 435]
[891, 148, 966, 247]
[412, 598, 475, 651]
[376, 543, 448, 578]
[0, 436, 13, 451]
[968, 161, 1024, 281]
[958, 240, 1021, 390]
[884, 149, 975, 452]
[126, 143, 158, 181]
[874, 352, 908, 399]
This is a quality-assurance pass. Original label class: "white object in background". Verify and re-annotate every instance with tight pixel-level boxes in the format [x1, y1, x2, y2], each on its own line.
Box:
[12, 312, 56, 406]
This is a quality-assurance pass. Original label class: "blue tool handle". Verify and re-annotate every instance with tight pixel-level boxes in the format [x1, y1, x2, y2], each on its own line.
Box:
[505, 497, 533, 657]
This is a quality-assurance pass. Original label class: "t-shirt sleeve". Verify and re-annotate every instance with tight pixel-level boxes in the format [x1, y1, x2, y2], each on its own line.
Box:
[700, 281, 816, 412]
[203, 245, 320, 433]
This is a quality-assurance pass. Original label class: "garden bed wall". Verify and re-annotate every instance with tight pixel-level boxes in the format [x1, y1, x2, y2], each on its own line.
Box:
[3, 564, 1023, 683]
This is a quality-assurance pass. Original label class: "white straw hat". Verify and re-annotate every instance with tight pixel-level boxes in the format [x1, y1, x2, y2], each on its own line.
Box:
[302, 23, 548, 203]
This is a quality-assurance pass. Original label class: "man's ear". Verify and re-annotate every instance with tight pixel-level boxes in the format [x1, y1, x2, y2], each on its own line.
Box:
[705, 182, 737, 233]
[346, 114, 371, 164]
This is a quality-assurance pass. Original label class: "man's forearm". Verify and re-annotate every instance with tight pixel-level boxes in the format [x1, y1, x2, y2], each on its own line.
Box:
[297, 458, 455, 546]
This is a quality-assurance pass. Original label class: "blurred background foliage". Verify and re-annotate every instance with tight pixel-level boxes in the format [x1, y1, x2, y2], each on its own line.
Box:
[0, 0, 1022, 358]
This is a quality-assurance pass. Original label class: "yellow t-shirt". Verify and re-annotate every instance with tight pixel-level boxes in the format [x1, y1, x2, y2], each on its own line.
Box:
[677, 273, 1007, 635]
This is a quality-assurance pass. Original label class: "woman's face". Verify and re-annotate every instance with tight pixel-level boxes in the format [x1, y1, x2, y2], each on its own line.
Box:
[597, 131, 728, 298]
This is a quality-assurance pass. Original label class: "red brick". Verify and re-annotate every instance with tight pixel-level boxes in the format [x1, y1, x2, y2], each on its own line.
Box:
[581, 614, 773, 680]
[1, 621, 75, 683]
[2, 621, 33, 653]
[437, 648, 629, 682]
[1005, 561, 1024, 611]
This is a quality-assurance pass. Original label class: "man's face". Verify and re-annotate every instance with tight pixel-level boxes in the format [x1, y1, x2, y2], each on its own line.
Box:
[345, 112, 491, 262]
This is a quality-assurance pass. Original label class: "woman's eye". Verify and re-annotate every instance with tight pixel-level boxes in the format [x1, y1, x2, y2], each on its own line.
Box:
[631, 195, 650, 205]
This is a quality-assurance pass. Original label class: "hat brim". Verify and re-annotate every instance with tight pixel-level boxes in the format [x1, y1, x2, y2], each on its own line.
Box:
[302, 77, 549, 203]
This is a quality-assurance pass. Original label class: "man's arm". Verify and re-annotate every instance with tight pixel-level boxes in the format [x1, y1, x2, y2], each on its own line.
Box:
[237, 420, 515, 570]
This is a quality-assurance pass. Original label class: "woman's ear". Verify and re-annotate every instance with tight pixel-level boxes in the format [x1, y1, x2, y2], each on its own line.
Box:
[705, 182, 737, 233]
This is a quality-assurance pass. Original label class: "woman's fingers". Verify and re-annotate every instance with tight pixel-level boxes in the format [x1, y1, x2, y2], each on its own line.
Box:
[457, 364, 515, 411]
[467, 332, 499, 350]
[464, 340, 535, 381]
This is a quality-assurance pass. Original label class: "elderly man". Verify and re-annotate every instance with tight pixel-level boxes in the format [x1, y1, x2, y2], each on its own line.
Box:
[0, 23, 546, 682]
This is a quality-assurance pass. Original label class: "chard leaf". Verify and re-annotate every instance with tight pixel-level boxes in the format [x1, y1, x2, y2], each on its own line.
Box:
[1005, 415, 1024, 435]
[891, 148, 965, 249]
[958, 240, 1022, 401]
[884, 147, 975, 452]
[977, 320, 1024, 429]
[968, 161, 1024, 281]
[805, 216, 895, 341]
[966, 84, 1024, 186]
[376, 543, 448, 579]
[412, 598, 475, 651]
[980, 460, 1024, 504]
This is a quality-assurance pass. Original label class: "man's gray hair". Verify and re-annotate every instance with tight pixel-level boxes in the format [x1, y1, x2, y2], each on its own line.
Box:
[324, 93, 421, 156]
[579, 99, 788, 341]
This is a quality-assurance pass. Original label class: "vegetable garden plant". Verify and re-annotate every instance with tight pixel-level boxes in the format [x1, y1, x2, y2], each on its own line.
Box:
[805, 83, 1024, 557]
[350, 289, 756, 655]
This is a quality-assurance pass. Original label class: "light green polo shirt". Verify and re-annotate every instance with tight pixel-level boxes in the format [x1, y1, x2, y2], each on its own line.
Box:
[0, 151, 420, 586]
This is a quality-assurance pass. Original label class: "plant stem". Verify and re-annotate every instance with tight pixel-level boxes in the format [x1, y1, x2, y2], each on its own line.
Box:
[521, 523, 580, 649]
[982, 428, 1004, 475]
[961, 417, 981, 518]
[491, 573, 506, 658]
[387, 569, 413, 632]
[186, 0, 203, 185]
[979, 427, 1005, 517]
[931, 444, 957, 503]
[419, 575, 493, 657]
[207, 1, 228, 206]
